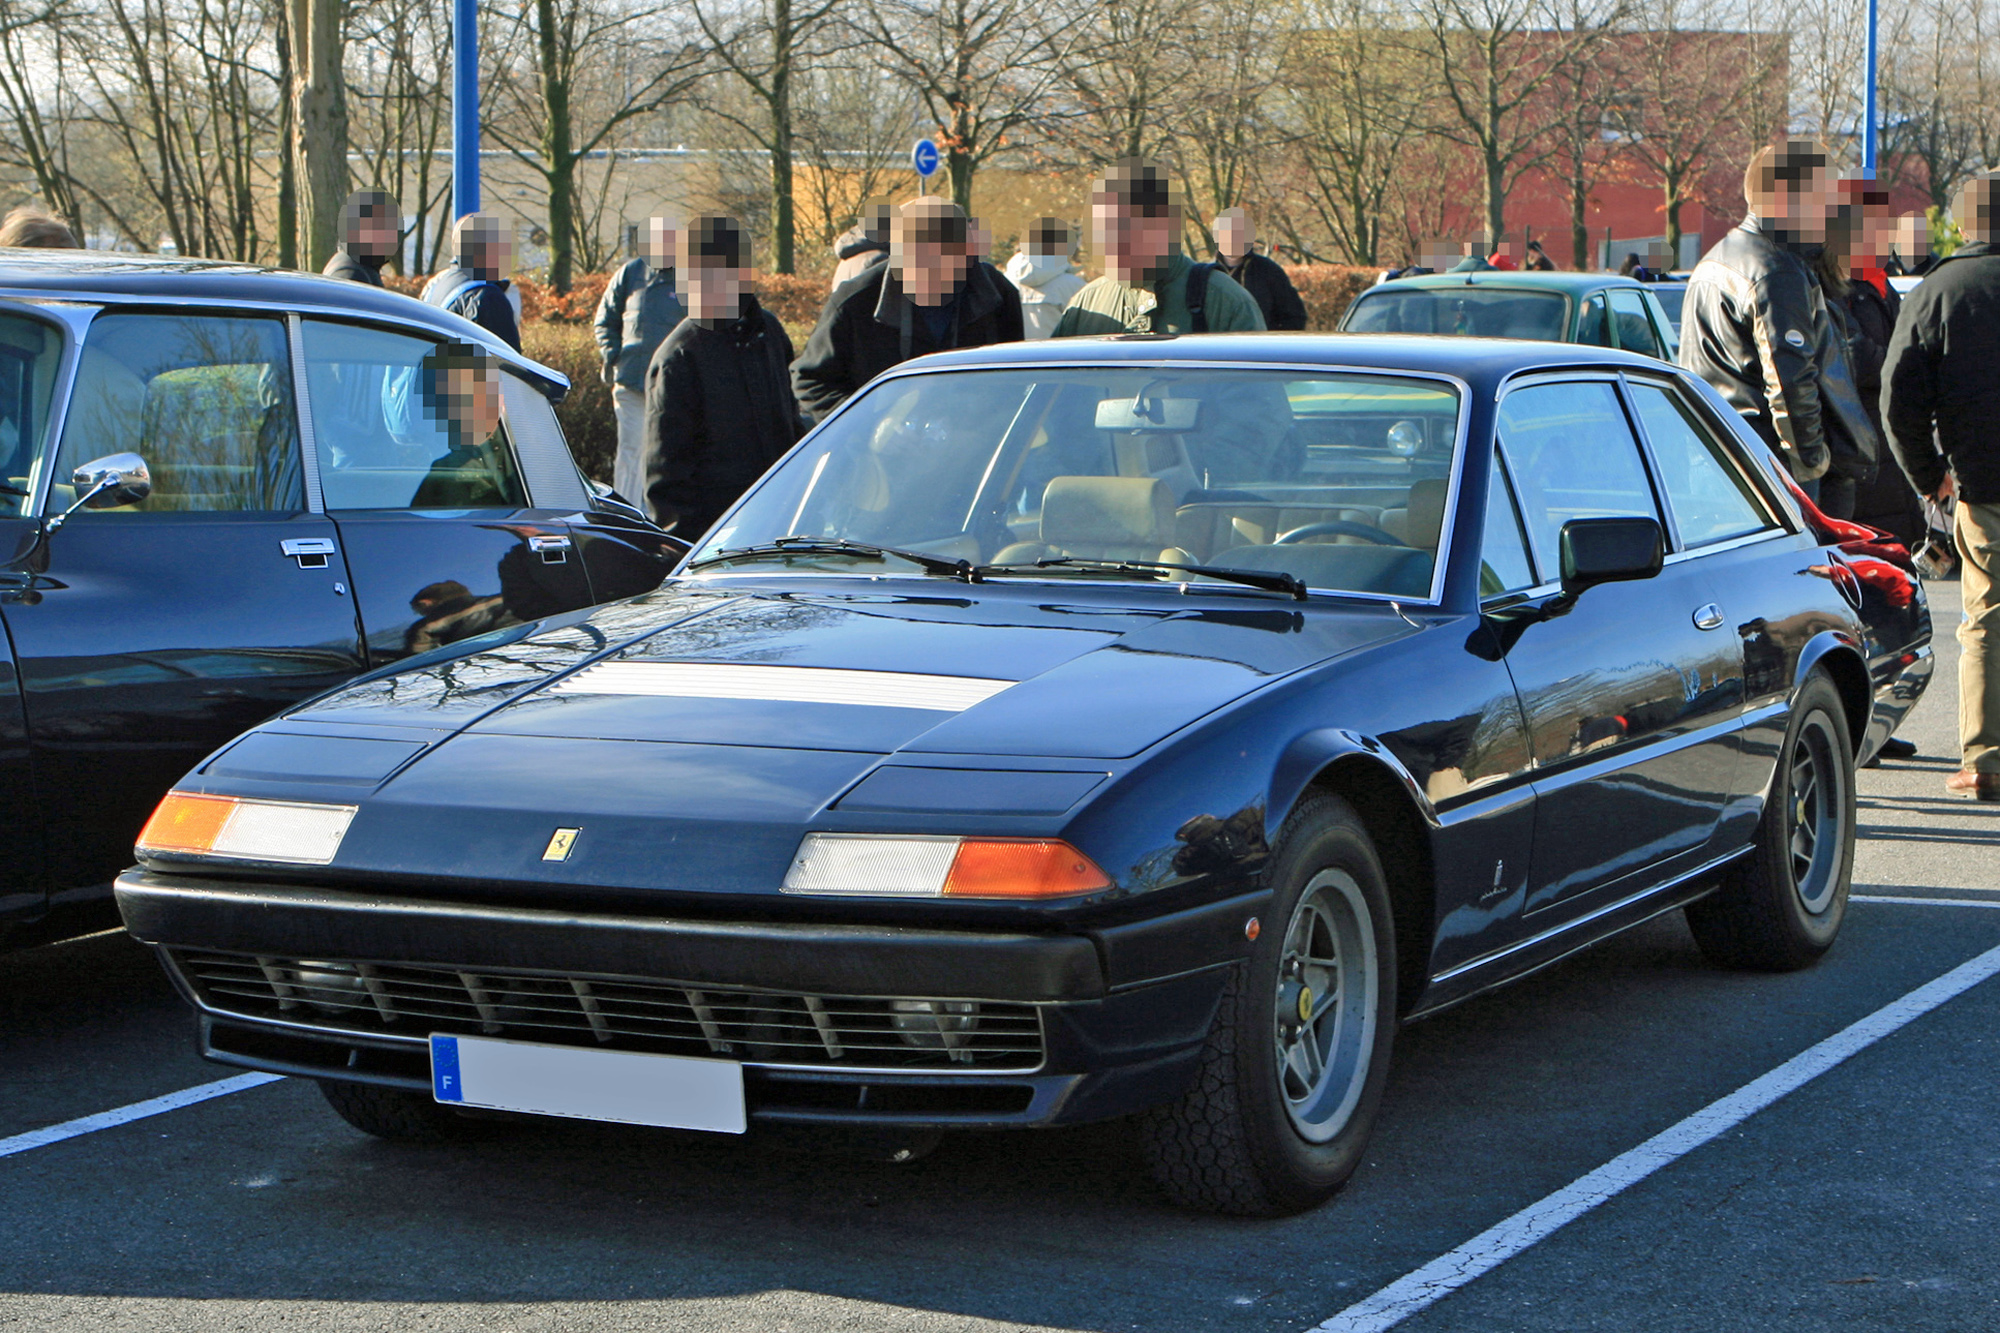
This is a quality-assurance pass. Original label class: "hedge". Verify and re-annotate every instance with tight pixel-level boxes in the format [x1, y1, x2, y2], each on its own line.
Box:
[380, 262, 1381, 486]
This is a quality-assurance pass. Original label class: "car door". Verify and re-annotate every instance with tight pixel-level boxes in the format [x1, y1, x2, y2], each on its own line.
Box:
[1494, 376, 1744, 914]
[0, 305, 70, 920]
[3, 308, 366, 893]
[298, 319, 596, 666]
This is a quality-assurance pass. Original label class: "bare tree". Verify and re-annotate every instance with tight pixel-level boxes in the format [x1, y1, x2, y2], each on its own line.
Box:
[692, 0, 845, 274]
[852, 0, 1072, 209]
[0, 0, 87, 237]
[1413, 0, 1626, 248]
[792, 61, 919, 256]
[1052, 0, 1199, 163]
[289, 0, 348, 267]
[1882, 0, 1987, 213]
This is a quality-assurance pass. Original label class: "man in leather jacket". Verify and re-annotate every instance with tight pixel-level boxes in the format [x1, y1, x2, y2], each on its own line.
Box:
[1680, 140, 1838, 493]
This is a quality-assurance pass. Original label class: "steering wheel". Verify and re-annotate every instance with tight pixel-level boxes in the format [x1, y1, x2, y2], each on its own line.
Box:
[1273, 520, 1404, 546]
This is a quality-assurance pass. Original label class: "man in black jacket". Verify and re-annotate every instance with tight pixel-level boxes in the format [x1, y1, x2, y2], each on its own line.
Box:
[643, 216, 808, 539]
[323, 190, 399, 286]
[1212, 207, 1307, 330]
[1883, 171, 2000, 800]
[791, 197, 1024, 420]
[1680, 139, 1838, 494]
[421, 213, 522, 352]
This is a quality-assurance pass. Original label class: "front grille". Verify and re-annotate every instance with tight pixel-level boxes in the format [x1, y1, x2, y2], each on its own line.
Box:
[169, 950, 1044, 1071]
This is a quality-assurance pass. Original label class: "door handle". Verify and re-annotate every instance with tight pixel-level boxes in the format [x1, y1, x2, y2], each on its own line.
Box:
[1692, 602, 1724, 631]
[281, 537, 337, 569]
[529, 534, 573, 564]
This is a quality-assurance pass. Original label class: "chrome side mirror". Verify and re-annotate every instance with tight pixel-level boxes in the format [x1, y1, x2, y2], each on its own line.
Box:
[43, 452, 152, 539]
[74, 453, 152, 509]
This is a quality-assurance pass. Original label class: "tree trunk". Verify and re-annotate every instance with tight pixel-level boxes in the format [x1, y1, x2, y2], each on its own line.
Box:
[767, 0, 796, 274]
[534, 0, 574, 292]
[1571, 173, 1589, 271]
[1662, 163, 1685, 257]
[1484, 150, 1505, 251]
[290, 0, 348, 272]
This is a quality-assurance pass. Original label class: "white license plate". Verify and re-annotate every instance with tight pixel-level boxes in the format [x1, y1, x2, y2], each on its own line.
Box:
[430, 1033, 746, 1133]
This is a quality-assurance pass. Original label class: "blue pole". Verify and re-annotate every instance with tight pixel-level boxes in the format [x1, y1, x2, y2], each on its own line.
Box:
[1862, 0, 1878, 175]
[452, 0, 480, 219]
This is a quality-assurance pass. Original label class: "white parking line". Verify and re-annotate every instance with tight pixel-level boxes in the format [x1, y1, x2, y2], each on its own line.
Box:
[1309, 937, 2000, 1333]
[1854, 895, 2000, 909]
[0, 1073, 283, 1161]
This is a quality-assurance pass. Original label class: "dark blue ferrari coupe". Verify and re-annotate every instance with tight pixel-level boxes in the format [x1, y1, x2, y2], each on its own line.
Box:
[115, 334, 1932, 1216]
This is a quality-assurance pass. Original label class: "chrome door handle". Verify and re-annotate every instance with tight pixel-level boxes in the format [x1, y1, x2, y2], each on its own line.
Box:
[281, 537, 337, 569]
[1692, 602, 1724, 631]
[529, 533, 573, 564]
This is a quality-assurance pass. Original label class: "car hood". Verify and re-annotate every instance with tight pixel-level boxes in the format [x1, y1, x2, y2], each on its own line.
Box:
[200, 579, 1416, 896]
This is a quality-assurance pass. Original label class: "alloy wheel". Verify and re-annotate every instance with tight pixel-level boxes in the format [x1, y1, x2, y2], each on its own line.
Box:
[1273, 869, 1380, 1144]
[1787, 712, 1848, 915]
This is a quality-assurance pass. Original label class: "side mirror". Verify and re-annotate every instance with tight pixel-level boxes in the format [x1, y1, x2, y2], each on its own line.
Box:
[73, 453, 152, 510]
[1558, 516, 1664, 595]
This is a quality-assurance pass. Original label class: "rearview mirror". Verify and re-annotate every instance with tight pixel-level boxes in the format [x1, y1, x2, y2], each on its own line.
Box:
[1094, 395, 1201, 432]
[1559, 516, 1663, 594]
[73, 453, 152, 510]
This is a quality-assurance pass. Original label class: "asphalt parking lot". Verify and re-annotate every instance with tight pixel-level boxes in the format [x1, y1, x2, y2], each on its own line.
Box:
[3, 581, 1995, 1333]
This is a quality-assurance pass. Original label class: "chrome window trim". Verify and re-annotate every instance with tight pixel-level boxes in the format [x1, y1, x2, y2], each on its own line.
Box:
[1490, 368, 1669, 573]
[731, 358, 1475, 609]
[286, 313, 326, 513]
[1619, 369, 1790, 547]
[1660, 525, 1791, 567]
[0, 297, 89, 520]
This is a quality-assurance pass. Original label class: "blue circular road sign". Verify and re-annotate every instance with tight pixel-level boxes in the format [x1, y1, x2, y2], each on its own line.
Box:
[913, 138, 941, 180]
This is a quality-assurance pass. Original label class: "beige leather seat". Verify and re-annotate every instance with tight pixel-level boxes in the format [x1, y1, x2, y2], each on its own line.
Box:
[1378, 477, 1449, 551]
[1175, 503, 1386, 559]
[993, 476, 1194, 566]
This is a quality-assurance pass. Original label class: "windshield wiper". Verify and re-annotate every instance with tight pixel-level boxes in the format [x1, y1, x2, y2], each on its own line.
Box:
[981, 557, 1307, 601]
[687, 536, 979, 581]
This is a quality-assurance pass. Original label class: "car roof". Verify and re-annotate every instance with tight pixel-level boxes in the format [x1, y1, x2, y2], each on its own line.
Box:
[1361, 271, 1659, 296]
[0, 249, 565, 395]
[901, 331, 1677, 396]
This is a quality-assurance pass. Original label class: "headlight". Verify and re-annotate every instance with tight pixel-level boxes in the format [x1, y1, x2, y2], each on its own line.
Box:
[782, 834, 1111, 899]
[137, 792, 356, 865]
[1386, 419, 1424, 456]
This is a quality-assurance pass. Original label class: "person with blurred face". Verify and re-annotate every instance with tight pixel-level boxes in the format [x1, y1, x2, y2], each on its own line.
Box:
[642, 216, 807, 538]
[1680, 138, 1839, 492]
[421, 212, 522, 351]
[1211, 206, 1306, 330]
[0, 204, 78, 248]
[1884, 171, 2000, 799]
[1054, 158, 1264, 337]
[595, 215, 687, 507]
[324, 190, 400, 286]
[1004, 217, 1085, 339]
[1836, 180, 1923, 551]
[791, 196, 1024, 419]
[830, 201, 893, 288]
[410, 342, 511, 508]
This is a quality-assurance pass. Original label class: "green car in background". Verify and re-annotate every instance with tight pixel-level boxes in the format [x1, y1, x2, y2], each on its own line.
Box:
[1338, 271, 1680, 362]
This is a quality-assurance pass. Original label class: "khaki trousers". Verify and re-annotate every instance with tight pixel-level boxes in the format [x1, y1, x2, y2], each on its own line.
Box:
[1957, 500, 2000, 773]
[611, 385, 648, 518]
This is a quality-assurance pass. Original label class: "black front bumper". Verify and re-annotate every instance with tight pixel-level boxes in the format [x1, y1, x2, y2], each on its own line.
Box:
[117, 870, 1265, 1130]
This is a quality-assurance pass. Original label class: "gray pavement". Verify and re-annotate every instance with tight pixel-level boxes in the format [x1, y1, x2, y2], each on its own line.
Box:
[2, 582, 1994, 1333]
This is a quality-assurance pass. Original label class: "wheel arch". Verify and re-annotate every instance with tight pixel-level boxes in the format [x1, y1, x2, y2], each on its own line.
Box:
[1271, 732, 1438, 1016]
[1796, 631, 1871, 756]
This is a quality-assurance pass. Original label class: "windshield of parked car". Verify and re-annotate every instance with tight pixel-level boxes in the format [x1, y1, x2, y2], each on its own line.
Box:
[0, 312, 65, 518]
[692, 367, 1463, 599]
[1343, 287, 1568, 342]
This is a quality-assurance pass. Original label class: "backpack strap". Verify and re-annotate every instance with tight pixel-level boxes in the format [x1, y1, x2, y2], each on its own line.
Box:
[1185, 261, 1213, 333]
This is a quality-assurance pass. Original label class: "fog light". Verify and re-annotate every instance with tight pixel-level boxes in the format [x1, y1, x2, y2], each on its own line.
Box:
[138, 792, 356, 865]
[289, 960, 368, 1013]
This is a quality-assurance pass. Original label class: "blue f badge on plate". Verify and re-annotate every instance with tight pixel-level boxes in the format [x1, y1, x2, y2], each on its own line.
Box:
[431, 1034, 464, 1102]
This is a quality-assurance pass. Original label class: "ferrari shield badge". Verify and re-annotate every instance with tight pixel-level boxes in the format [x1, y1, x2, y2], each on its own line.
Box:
[542, 827, 580, 862]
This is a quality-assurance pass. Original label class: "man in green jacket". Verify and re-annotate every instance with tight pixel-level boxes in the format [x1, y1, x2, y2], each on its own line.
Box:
[1054, 159, 1265, 337]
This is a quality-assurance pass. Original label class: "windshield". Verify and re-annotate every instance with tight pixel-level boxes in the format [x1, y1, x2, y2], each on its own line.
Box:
[693, 367, 1462, 599]
[1343, 287, 1569, 342]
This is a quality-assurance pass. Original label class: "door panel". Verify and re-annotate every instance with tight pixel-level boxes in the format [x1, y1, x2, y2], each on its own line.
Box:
[331, 509, 594, 664]
[1496, 378, 1740, 912]
[7, 512, 364, 889]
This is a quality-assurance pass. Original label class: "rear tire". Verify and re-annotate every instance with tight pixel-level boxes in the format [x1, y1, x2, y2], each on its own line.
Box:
[1140, 792, 1398, 1216]
[1686, 671, 1855, 970]
[319, 1079, 480, 1144]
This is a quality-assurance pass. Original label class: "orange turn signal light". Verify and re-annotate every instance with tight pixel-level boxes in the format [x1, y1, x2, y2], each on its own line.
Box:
[138, 792, 237, 855]
[941, 839, 1112, 899]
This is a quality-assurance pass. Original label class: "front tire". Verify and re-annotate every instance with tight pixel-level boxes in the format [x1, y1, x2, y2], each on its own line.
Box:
[1686, 671, 1855, 970]
[1140, 792, 1398, 1216]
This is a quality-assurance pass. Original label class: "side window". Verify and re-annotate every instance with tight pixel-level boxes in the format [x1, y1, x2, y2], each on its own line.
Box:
[1575, 294, 1612, 347]
[1608, 290, 1664, 358]
[497, 370, 588, 509]
[1629, 382, 1771, 547]
[0, 312, 63, 518]
[1497, 380, 1659, 577]
[55, 313, 302, 512]
[300, 320, 528, 510]
[1480, 457, 1538, 595]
